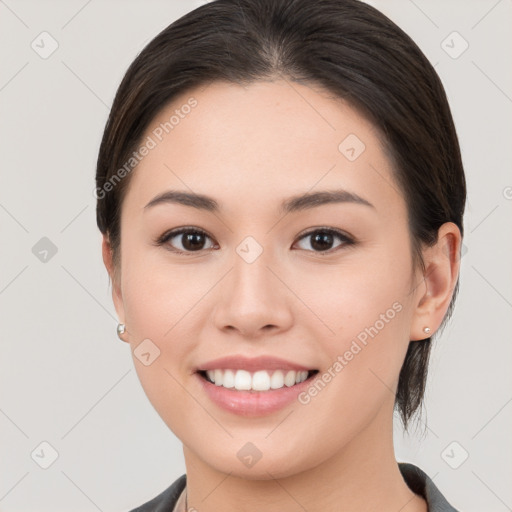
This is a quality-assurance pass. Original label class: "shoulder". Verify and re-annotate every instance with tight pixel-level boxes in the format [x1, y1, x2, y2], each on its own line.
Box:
[128, 473, 187, 512]
[398, 462, 461, 512]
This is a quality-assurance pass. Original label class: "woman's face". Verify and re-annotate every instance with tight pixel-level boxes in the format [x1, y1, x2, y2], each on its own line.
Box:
[109, 79, 427, 478]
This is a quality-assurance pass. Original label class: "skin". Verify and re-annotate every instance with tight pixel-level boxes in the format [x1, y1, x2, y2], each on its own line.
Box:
[102, 79, 461, 512]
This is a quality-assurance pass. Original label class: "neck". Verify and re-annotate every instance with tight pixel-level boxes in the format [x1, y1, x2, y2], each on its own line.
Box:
[182, 401, 427, 512]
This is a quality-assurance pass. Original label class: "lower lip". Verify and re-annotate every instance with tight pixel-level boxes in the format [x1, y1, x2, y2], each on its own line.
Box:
[195, 372, 317, 417]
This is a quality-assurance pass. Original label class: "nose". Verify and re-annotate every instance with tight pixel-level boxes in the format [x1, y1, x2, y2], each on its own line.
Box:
[212, 251, 294, 339]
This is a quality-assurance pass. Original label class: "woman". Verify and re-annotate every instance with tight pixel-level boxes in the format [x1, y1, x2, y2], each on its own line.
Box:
[95, 0, 466, 510]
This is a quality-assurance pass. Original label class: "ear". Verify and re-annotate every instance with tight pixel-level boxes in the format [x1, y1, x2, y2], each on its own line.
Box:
[410, 222, 462, 341]
[102, 234, 128, 342]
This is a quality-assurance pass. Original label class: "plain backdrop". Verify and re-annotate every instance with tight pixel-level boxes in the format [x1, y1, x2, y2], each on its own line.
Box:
[0, 0, 511, 511]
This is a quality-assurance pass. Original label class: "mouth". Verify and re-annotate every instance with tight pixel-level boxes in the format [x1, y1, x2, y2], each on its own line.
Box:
[196, 368, 320, 392]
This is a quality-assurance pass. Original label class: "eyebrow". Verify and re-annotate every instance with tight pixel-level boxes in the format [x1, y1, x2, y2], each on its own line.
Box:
[143, 189, 374, 214]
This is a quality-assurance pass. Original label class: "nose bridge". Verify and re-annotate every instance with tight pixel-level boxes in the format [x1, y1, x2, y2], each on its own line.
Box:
[212, 239, 293, 336]
[232, 244, 273, 297]
[230, 239, 277, 308]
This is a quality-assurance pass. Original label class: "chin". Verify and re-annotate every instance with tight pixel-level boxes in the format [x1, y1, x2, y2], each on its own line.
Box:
[198, 442, 318, 481]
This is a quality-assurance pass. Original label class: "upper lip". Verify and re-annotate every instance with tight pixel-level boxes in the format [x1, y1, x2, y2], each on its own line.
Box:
[195, 355, 316, 373]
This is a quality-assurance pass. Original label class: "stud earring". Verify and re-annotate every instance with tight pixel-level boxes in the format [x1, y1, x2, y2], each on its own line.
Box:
[117, 323, 126, 339]
[423, 326, 431, 334]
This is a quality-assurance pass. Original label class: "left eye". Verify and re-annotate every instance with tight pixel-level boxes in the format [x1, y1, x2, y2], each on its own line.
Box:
[155, 227, 354, 255]
[294, 228, 354, 253]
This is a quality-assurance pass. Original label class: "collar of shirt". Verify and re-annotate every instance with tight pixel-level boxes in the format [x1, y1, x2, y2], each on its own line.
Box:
[132, 462, 460, 512]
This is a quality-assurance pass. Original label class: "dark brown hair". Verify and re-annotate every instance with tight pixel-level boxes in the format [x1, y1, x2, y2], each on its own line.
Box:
[95, 0, 466, 432]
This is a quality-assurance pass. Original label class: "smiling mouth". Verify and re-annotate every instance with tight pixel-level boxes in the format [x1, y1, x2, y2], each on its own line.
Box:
[197, 368, 319, 392]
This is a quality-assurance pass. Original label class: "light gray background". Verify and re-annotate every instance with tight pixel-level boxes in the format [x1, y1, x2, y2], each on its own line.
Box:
[1, 0, 511, 511]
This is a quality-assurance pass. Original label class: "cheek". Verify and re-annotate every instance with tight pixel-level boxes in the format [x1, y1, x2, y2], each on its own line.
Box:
[120, 255, 197, 432]
[295, 271, 411, 444]
[293, 246, 411, 336]
[121, 246, 203, 339]
[118, 247, 201, 395]
[292, 246, 413, 386]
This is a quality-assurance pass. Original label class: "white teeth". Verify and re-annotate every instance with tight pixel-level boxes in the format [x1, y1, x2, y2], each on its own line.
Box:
[223, 369, 235, 388]
[235, 370, 252, 390]
[252, 370, 270, 391]
[202, 369, 310, 391]
[213, 369, 223, 387]
[284, 370, 297, 387]
[270, 370, 284, 389]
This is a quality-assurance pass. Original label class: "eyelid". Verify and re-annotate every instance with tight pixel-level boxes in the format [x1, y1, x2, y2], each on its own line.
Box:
[155, 226, 211, 244]
[296, 226, 353, 241]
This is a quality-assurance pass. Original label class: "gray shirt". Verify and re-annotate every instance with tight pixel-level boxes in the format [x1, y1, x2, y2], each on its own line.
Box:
[129, 462, 460, 511]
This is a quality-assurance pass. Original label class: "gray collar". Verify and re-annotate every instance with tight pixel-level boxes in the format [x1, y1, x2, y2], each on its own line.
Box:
[399, 462, 460, 511]
[130, 463, 460, 511]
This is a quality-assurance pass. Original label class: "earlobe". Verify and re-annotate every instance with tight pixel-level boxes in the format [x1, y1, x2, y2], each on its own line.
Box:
[410, 222, 462, 341]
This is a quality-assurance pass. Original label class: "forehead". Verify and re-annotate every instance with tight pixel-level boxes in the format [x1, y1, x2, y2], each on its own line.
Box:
[123, 79, 404, 220]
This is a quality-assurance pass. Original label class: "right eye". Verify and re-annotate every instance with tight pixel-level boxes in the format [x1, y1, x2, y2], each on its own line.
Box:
[155, 227, 217, 255]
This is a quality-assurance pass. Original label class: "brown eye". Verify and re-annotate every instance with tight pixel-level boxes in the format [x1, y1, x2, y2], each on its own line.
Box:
[295, 228, 354, 253]
[157, 228, 216, 254]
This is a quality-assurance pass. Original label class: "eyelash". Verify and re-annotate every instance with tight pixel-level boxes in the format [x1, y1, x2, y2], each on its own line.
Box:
[153, 226, 356, 256]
